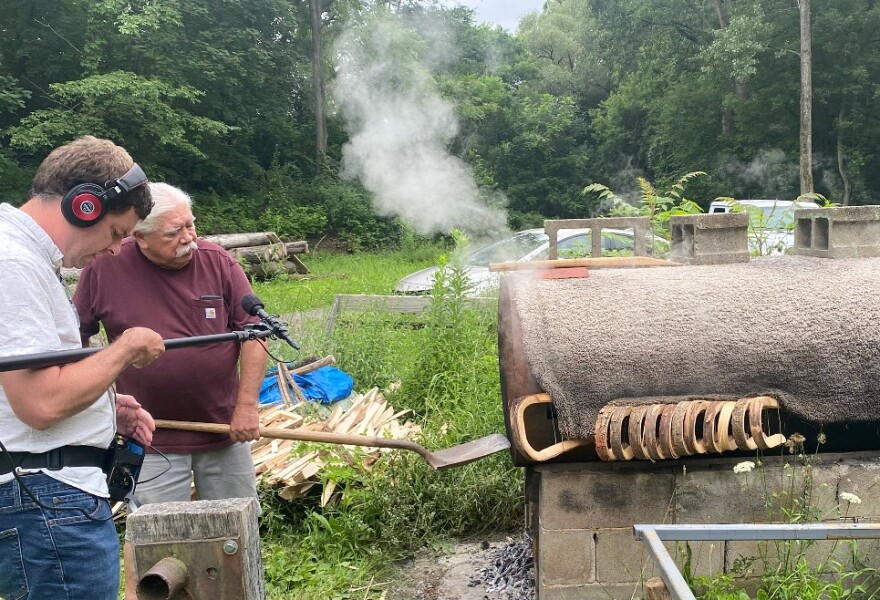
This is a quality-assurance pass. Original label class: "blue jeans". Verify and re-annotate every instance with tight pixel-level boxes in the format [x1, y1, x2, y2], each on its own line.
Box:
[0, 473, 119, 600]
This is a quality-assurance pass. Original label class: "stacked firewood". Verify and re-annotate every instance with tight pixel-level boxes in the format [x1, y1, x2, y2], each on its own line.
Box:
[252, 384, 420, 505]
[201, 231, 309, 280]
[61, 231, 309, 282]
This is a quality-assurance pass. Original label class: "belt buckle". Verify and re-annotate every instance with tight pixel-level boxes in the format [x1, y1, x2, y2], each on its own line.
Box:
[45, 448, 64, 470]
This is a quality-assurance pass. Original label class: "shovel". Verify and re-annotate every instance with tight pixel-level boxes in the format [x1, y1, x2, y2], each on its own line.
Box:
[154, 419, 510, 470]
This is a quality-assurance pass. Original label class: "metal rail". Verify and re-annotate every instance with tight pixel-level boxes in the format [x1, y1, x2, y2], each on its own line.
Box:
[633, 523, 880, 600]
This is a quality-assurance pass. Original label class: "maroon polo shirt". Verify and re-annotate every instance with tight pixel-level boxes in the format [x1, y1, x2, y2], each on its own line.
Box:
[74, 238, 260, 452]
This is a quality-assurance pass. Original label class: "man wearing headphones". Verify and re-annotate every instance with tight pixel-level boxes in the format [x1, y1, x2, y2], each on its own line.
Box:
[0, 136, 166, 600]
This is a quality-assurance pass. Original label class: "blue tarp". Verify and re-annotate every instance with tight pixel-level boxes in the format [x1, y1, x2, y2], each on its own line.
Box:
[259, 365, 353, 406]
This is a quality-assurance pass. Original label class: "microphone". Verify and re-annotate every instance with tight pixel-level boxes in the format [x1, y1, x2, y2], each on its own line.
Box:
[241, 294, 300, 350]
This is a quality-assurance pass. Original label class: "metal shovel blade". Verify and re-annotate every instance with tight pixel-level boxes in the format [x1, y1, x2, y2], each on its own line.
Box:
[421, 433, 511, 469]
[154, 420, 510, 470]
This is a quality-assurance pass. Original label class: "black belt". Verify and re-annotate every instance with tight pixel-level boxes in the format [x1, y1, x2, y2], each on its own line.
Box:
[0, 446, 108, 476]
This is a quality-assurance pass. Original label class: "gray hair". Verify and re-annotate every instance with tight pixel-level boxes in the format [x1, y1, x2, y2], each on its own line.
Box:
[134, 182, 193, 234]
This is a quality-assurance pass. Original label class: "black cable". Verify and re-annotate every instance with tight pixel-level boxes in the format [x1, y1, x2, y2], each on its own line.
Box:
[0, 437, 168, 522]
[135, 445, 172, 485]
[0, 437, 117, 521]
[256, 335, 295, 364]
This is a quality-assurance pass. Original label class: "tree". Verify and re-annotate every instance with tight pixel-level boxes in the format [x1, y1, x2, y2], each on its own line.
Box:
[6, 72, 229, 164]
[518, 0, 611, 108]
[799, 0, 814, 193]
[311, 0, 329, 176]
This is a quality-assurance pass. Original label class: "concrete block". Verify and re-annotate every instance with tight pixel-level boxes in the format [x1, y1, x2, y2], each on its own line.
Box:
[526, 467, 541, 566]
[851, 539, 880, 571]
[674, 462, 770, 524]
[539, 582, 647, 600]
[669, 539, 724, 579]
[535, 453, 880, 598]
[538, 463, 675, 530]
[538, 529, 594, 587]
[836, 461, 880, 520]
[751, 458, 840, 523]
[725, 541, 765, 577]
[803, 459, 843, 520]
[596, 528, 654, 584]
[669, 213, 750, 265]
[595, 528, 722, 584]
[794, 205, 880, 258]
[726, 539, 854, 576]
[544, 217, 651, 259]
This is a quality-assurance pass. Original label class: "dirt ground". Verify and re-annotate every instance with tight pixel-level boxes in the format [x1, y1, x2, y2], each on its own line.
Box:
[384, 533, 531, 600]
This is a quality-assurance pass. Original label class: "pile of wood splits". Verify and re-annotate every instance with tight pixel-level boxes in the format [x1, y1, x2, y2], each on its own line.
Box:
[252, 372, 419, 505]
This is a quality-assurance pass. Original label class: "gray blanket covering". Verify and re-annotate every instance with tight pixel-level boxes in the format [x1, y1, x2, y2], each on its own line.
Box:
[510, 256, 880, 440]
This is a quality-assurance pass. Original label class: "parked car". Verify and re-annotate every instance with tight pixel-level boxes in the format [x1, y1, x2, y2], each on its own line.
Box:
[708, 199, 820, 255]
[394, 227, 665, 295]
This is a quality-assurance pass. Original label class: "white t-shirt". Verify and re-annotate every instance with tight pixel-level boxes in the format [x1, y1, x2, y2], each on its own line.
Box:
[0, 203, 113, 496]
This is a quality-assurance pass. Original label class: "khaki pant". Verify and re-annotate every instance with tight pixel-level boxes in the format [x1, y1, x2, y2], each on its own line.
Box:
[132, 442, 259, 506]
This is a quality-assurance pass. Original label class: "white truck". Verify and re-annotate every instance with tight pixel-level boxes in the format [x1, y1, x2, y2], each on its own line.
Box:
[707, 198, 820, 255]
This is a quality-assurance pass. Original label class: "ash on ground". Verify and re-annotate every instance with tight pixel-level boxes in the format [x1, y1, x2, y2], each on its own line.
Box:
[468, 531, 535, 600]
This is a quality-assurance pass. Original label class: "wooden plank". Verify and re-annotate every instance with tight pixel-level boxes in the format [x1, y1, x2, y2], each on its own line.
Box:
[229, 242, 288, 265]
[489, 256, 679, 272]
[535, 266, 589, 280]
[201, 232, 281, 249]
[336, 294, 432, 313]
[290, 355, 335, 375]
[275, 368, 294, 408]
[287, 253, 310, 274]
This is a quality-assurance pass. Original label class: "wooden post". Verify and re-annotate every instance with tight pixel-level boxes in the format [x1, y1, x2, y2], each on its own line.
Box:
[646, 576, 672, 600]
[126, 498, 264, 599]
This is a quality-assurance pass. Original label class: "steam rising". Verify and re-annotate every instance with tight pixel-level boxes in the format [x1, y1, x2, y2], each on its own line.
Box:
[332, 15, 507, 237]
[722, 149, 798, 198]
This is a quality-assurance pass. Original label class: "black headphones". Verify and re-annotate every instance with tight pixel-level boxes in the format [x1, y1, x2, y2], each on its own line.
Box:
[60, 163, 148, 228]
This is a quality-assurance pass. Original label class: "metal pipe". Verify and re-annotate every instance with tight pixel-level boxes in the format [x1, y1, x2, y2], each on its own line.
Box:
[0, 326, 275, 372]
[136, 556, 188, 600]
[634, 523, 880, 542]
[633, 523, 880, 600]
[639, 528, 696, 600]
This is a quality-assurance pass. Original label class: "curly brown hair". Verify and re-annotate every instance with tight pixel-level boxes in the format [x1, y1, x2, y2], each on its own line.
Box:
[30, 136, 152, 219]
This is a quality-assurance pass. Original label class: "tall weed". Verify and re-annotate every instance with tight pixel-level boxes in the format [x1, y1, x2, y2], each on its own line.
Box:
[257, 246, 521, 599]
[688, 436, 880, 600]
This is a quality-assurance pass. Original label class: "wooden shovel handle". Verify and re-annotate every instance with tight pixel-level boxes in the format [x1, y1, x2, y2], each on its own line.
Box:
[154, 419, 431, 459]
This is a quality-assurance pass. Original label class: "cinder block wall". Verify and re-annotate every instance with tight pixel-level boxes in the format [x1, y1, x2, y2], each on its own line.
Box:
[531, 452, 880, 600]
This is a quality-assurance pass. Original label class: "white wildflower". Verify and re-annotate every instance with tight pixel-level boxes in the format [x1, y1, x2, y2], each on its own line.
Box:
[733, 461, 756, 474]
[840, 492, 862, 505]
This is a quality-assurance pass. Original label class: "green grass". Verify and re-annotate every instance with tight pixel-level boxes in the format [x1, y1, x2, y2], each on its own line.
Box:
[251, 243, 444, 313]
[249, 245, 521, 599]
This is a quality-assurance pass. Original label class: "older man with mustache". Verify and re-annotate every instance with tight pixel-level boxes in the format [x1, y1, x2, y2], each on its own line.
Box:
[73, 182, 267, 507]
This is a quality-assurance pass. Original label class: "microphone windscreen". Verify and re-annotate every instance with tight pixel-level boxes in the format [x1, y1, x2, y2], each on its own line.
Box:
[241, 293, 264, 316]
